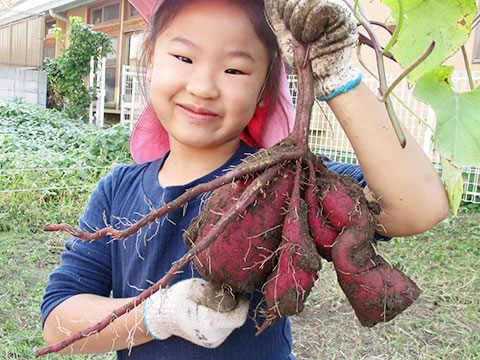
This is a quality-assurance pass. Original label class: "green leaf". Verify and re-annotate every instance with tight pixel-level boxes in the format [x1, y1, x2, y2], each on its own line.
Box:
[414, 66, 480, 167]
[440, 157, 464, 216]
[381, 0, 477, 84]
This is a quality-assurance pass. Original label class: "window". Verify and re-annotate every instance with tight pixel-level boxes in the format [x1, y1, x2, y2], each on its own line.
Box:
[474, 25, 480, 64]
[105, 36, 118, 107]
[46, 20, 56, 35]
[105, 67, 117, 105]
[106, 37, 118, 66]
[126, 32, 142, 67]
[129, 4, 139, 17]
[89, 2, 120, 26]
[104, 3, 119, 22]
[92, 9, 102, 25]
[45, 47, 55, 59]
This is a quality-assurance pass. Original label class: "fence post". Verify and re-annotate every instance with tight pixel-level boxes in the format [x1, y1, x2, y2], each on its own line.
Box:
[95, 56, 106, 127]
[120, 65, 127, 125]
[130, 72, 138, 130]
[89, 56, 95, 125]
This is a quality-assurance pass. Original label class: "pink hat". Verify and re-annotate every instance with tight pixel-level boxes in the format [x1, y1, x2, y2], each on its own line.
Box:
[128, 0, 295, 163]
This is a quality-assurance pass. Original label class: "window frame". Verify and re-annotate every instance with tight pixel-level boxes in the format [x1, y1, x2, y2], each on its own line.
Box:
[45, 20, 57, 36]
[126, 3, 140, 19]
[88, 1, 121, 26]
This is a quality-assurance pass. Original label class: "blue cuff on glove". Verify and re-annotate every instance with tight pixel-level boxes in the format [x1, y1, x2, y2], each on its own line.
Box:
[316, 73, 362, 101]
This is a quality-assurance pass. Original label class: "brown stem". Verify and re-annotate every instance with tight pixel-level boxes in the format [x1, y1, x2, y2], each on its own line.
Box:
[290, 39, 315, 150]
[44, 150, 303, 241]
[36, 165, 282, 357]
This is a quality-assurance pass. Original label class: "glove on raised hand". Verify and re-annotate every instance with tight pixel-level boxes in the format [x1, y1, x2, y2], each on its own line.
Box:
[144, 278, 249, 348]
[265, 0, 361, 100]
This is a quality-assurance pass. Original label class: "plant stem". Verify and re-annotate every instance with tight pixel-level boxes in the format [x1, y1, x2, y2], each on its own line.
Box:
[379, 41, 435, 102]
[461, 45, 475, 90]
[345, 0, 406, 147]
[356, 44, 435, 133]
[291, 40, 315, 150]
[383, 0, 403, 55]
[473, 13, 480, 29]
[43, 150, 303, 240]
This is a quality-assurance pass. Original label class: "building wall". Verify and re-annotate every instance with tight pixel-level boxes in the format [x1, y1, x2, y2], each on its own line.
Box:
[0, 66, 47, 106]
[0, 14, 44, 68]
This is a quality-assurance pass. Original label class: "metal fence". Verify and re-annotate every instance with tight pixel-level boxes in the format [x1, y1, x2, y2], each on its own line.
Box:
[287, 71, 480, 204]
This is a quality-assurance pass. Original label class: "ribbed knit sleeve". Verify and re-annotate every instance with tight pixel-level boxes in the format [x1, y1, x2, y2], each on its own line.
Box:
[40, 166, 123, 326]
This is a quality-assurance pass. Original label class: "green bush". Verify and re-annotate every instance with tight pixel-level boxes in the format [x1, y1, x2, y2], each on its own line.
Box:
[0, 98, 132, 232]
[44, 17, 113, 119]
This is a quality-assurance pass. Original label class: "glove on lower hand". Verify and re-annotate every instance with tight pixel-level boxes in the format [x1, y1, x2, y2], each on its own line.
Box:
[265, 0, 361, 99]
[144, 278, 249, 348]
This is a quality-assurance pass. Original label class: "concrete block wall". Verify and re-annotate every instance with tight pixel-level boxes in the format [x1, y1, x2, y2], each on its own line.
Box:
[0, 67, 47, 107]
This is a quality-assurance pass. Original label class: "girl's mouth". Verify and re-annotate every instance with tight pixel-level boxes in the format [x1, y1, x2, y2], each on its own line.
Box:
[178, 104, 220, 122]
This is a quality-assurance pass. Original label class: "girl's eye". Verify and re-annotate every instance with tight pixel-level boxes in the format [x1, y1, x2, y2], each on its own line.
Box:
[175, 55, 192, 64]
[225, 69, 245, 75]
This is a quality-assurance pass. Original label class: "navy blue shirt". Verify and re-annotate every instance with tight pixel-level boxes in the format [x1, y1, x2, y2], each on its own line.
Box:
[41, 142, 373, 359]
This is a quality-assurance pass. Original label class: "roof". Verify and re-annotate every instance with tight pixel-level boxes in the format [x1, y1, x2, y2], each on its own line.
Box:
[0, 0, 96, 26]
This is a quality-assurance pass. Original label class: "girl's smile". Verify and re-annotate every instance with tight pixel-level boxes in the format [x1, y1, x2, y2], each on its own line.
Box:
[177, 102, 221, 124]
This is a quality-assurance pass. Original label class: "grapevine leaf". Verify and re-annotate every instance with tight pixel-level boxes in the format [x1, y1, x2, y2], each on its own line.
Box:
[381, 0, 477, 84]
[414, 66, 480, 167]
[440, 157, 464, 216]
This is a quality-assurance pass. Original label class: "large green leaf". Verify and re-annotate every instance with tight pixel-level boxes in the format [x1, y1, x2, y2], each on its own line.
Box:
[381, 0, 477, 84]
[414, 66, 480, 167]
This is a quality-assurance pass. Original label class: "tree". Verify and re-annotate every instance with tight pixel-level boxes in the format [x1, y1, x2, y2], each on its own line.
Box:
[43, 17, 113, 120]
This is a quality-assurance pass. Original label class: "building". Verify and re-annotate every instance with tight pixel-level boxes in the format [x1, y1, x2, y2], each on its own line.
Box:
[0, 0, 146, 116]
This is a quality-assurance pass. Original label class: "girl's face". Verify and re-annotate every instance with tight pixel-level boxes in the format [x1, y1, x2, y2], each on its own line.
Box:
[147, 0, 270, 153]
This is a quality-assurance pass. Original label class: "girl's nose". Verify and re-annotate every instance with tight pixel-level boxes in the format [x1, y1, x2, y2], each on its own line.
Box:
[186, 67, 220, 99]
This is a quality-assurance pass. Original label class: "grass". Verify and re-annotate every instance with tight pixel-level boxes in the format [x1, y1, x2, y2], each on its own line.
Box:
[0, 98, 131, 233]
[0, 231, 115, 359]
[0, 212, 478, 359]
[290, 211, 480, 360]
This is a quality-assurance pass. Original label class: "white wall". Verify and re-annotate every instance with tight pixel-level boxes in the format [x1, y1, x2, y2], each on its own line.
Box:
[0, 67, 47, 107]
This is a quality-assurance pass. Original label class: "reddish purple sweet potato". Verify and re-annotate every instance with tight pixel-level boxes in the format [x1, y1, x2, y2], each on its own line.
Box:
[184, 164, 296, 294]
[257, 168, 322, 334]
[304, 161, 338, 261]
[317, 169, 421, 326]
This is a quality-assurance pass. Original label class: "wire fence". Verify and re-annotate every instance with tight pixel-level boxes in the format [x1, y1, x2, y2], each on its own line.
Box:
[0, 166, 114, 194]
[1, 72, 479, 204]
[288, 71, 480, 204]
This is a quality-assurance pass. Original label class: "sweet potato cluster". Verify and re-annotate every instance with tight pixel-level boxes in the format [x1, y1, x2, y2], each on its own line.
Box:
[184, 139, 420, 334]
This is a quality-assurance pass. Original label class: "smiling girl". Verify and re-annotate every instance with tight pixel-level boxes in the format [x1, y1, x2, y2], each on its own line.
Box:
[40, 1, 449, 359]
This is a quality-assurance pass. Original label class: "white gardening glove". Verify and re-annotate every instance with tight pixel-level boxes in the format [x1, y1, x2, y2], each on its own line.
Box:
[265, 0, 362, 100]
[144, 278, 249, 348]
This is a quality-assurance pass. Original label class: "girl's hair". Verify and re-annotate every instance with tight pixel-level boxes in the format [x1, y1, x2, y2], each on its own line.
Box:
[140, 0, 282, 108]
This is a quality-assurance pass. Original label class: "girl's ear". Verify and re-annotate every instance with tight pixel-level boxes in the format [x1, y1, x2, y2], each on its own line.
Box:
[257, 97, 266, 108]
[145, 38, 153, 82]
[147, 59, 153, 82]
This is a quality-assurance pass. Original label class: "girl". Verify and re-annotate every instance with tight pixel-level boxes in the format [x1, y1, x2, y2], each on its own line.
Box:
[41, 0, 449, 359]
